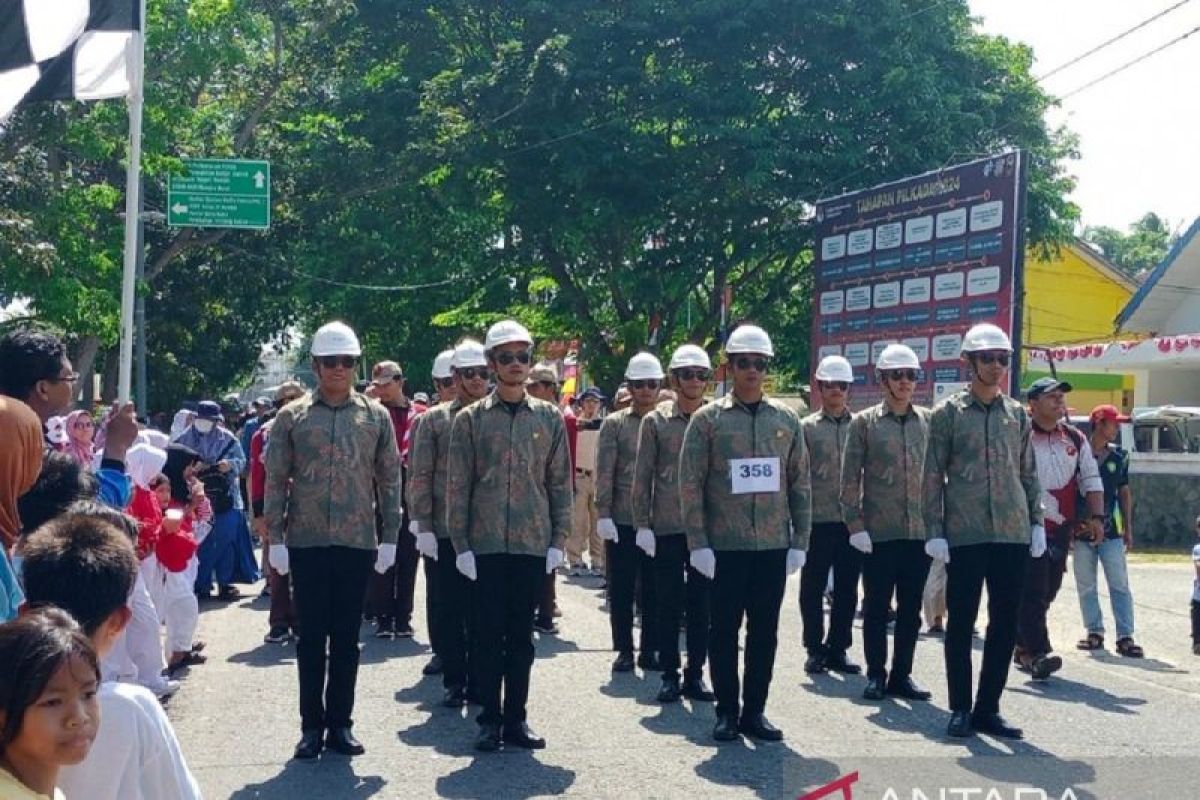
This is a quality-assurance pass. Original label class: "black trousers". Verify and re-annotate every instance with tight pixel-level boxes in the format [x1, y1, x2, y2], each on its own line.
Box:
[1015, 529, 1069, 657]
[290, 545, 374, 732]
[536, 573, 557, 627]
[944, 542, 1028, 715]
[435, 538, 473, 690]
[364, 527, 419, 624]
[471, 553, 544, 727]
[862, 539, 930, 681]
[1191, 600, 1200, 644]
[710, 548, 787, 719]
[606, 524, 658, 655]
[424, 554, 441, 653]
[799, 522, 863, 656]
[654, 533, 711, 683]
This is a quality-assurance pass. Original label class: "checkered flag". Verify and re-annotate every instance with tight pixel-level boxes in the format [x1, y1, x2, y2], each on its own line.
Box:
[1, 0, 141, 122]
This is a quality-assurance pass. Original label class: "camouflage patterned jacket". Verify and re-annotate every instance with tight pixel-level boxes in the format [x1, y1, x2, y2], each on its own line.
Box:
[407, 399, 463, 538]
[445, 391, 573, 557]
[264, 389, 401, 550]
[840, 402, 931, 542]
[801, 408, 853, 525]
[596, 406, 651, 526]
[631, 399, 701, 534]
[923, 389, 1043, 547]
[679, 394, 812, 552]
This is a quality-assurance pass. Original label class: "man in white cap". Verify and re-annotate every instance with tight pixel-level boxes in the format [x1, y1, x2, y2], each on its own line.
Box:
[265, 321, 403, 760]
[679, 324, 811, 742]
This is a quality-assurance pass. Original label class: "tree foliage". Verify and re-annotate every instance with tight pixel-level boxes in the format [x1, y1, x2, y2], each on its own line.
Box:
[1083, 213, 1178, 280]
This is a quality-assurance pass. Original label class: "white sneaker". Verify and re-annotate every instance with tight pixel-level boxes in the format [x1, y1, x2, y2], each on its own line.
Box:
[150, 678, 181, 700]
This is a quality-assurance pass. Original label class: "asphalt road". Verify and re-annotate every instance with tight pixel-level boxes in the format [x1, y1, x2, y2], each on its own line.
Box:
[168, 555, 1200, 799]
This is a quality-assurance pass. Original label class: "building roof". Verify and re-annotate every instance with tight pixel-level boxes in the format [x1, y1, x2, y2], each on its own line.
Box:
[1065, 239, 1138, 293]
[1117, 216, 1200, 334]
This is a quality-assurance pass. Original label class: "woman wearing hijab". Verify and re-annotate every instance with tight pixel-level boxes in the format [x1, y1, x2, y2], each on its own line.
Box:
[0, 397, 43, 620]
[62, 409, 97, 468]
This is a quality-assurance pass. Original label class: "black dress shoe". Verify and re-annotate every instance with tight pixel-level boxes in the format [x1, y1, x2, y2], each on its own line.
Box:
[886, 676, 932, 701]
[971, 712, 1023, 740]
[739, 713, 783, 741]
[293, 730, 323, 760]
[804, 653, 827, 674]
[823, 650, 862, 675]
[713, 713, 741, 742]
[680, 677, 715, 702]
[862, 677, 887, 701]
[1030, 654, 1063, 681]
[947, 711, 974, 738]
[475, 723, 501, 752]
[502, 721, 546, 749]
[612, 651, 635, 672]
[656, 678, 681, 703]
[637, 652, 661, 671]
[325, 727, 365, 755]
[422, 654, 444, 676]
[442, 685, 467, 707]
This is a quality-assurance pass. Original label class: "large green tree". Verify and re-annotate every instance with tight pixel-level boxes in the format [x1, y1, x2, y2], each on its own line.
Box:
[1083, 213, 1177, 279]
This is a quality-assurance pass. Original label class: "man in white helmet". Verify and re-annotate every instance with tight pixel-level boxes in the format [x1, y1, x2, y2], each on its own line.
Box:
[799, 354, 863, 677]
[597, 351, 665, 673]
[446, 320, 572, 751]
[923, 323, 1043, 740]
[265, 321, 403, 760]
[679, 324, 811, 742]
[409, 340, 490, 707]
[631, 343, 715, 703]
[840, 343, 933, 703]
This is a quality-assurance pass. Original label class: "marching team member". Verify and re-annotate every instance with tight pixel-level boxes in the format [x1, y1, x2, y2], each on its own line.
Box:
[525, 363, 567, 634]
[631, 344, 715, 704]
[597, 352, 664, 673]
[446, 320, 572, 752]
[409, 342, 487, 706]
[923, 323, 1043, 740]
[799, 355, 862, 676]
[840, 344, 932, 702]
[679, 324, 811, 742]
[265, 321, 403, 760]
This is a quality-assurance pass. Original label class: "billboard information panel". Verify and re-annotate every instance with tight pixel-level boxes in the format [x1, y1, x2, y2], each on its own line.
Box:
[810, 152, 1027, 410]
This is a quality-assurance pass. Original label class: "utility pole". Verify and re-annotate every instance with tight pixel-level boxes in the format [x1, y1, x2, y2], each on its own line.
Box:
[135, 176, 147, 414]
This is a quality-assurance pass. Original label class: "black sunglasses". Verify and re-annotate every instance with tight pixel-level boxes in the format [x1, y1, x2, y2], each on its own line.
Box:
[435, 377, 455, 388]
[885, 369, 919, 383]
[319, 356, 358, 369]
[494, 349, 532, 366]
[974, 352, 1010, 367]
[733, 357, 769, 372]
[820, 380, 849, 392]
[628, 379, 659, 390]
[457, 367, 487, 380]
[675, 369, 711, 382]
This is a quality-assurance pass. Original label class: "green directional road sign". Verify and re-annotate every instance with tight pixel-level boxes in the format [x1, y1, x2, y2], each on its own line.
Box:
[167, 158, 270, 230]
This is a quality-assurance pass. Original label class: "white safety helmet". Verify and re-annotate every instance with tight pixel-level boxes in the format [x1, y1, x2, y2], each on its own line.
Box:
[484, 319, 533, 353]
[875, 344, 921, 372]
[452, 339, 489, 370]
[668, 344, 712, 371]
[625, 352, 666, 381]
[724, 324, 774, 357]
[960, 323, 1012, 354]
[310, 321, 362, 357]
[814, 355, 854, 383]
[431, 349, 456, 379]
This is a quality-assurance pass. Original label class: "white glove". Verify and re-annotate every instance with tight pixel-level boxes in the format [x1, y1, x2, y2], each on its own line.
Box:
[925, 538, 951, 564]
[415, 530, 439, 560]
[786, 548, 806, 575]
[849, 530, 873, 554]
[408, 519, 421, 535]
[689, 547, 716, 580]
[456, 550, 478, 581]
[1030, 524, 1047, 558]
[597, 518, 618, 542]
[635, 527, 656, 557]
[546, 547, 565, 574]
[268, 544, 290, 576]
[374, 543, 397, 574]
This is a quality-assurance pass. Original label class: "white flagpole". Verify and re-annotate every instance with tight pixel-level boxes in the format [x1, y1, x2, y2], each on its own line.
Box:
[117, 0, 147, 405]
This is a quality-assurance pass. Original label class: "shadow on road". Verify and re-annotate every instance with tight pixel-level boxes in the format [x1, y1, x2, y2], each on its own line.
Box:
[1007, 674, 1147, 715]
[227, 641, 297, 668]
[598, 670, 657, 706]
[1082, 650, 1188, 675]
[228, 756, 386, 799]
[435, 751, 576, 798]
[639, 698, 713, 745]
[695, 739, 841, 800]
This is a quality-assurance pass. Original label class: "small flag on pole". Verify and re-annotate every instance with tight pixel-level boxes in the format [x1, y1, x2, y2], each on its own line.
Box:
[0, 0, 141, 121]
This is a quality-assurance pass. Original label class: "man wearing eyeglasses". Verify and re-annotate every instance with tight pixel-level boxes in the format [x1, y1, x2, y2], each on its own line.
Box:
[799, 355, 862, 678]
[265, 321, 403, 760]
[597, 351, 665, 674]
[841, 344, 932, 703]
[679, 324, 811, 742]
[923, 323, 1043, 740]
[446, 320, 572, 752]
[631, 344, 715, 704]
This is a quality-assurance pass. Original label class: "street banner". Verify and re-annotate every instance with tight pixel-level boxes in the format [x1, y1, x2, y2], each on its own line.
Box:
[810, 152, 1027, 409]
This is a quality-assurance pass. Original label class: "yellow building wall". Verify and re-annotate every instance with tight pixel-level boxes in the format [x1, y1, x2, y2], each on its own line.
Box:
[1020, 244, 1135, 414]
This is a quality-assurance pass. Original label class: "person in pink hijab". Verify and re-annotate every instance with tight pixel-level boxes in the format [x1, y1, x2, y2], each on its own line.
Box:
[63, 409, 97, 469]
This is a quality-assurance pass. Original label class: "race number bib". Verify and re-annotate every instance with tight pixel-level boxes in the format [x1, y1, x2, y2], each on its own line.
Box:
[730, 457, 781, 494]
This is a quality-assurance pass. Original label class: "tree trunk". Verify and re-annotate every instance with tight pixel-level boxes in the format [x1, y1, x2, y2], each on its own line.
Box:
[71, 335, 100, 406]
[100, 347, 119, 403]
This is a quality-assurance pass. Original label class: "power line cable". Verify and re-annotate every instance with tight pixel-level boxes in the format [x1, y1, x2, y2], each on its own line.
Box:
[1057, 23, 1200, 100]
[1037, 0, 1194, 80]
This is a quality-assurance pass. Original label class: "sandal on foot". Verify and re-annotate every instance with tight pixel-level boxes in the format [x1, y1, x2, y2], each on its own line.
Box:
[1076, 633, 1104, 651]
[190, 641, 207, 653]
[1115, 637, 1144, 658]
